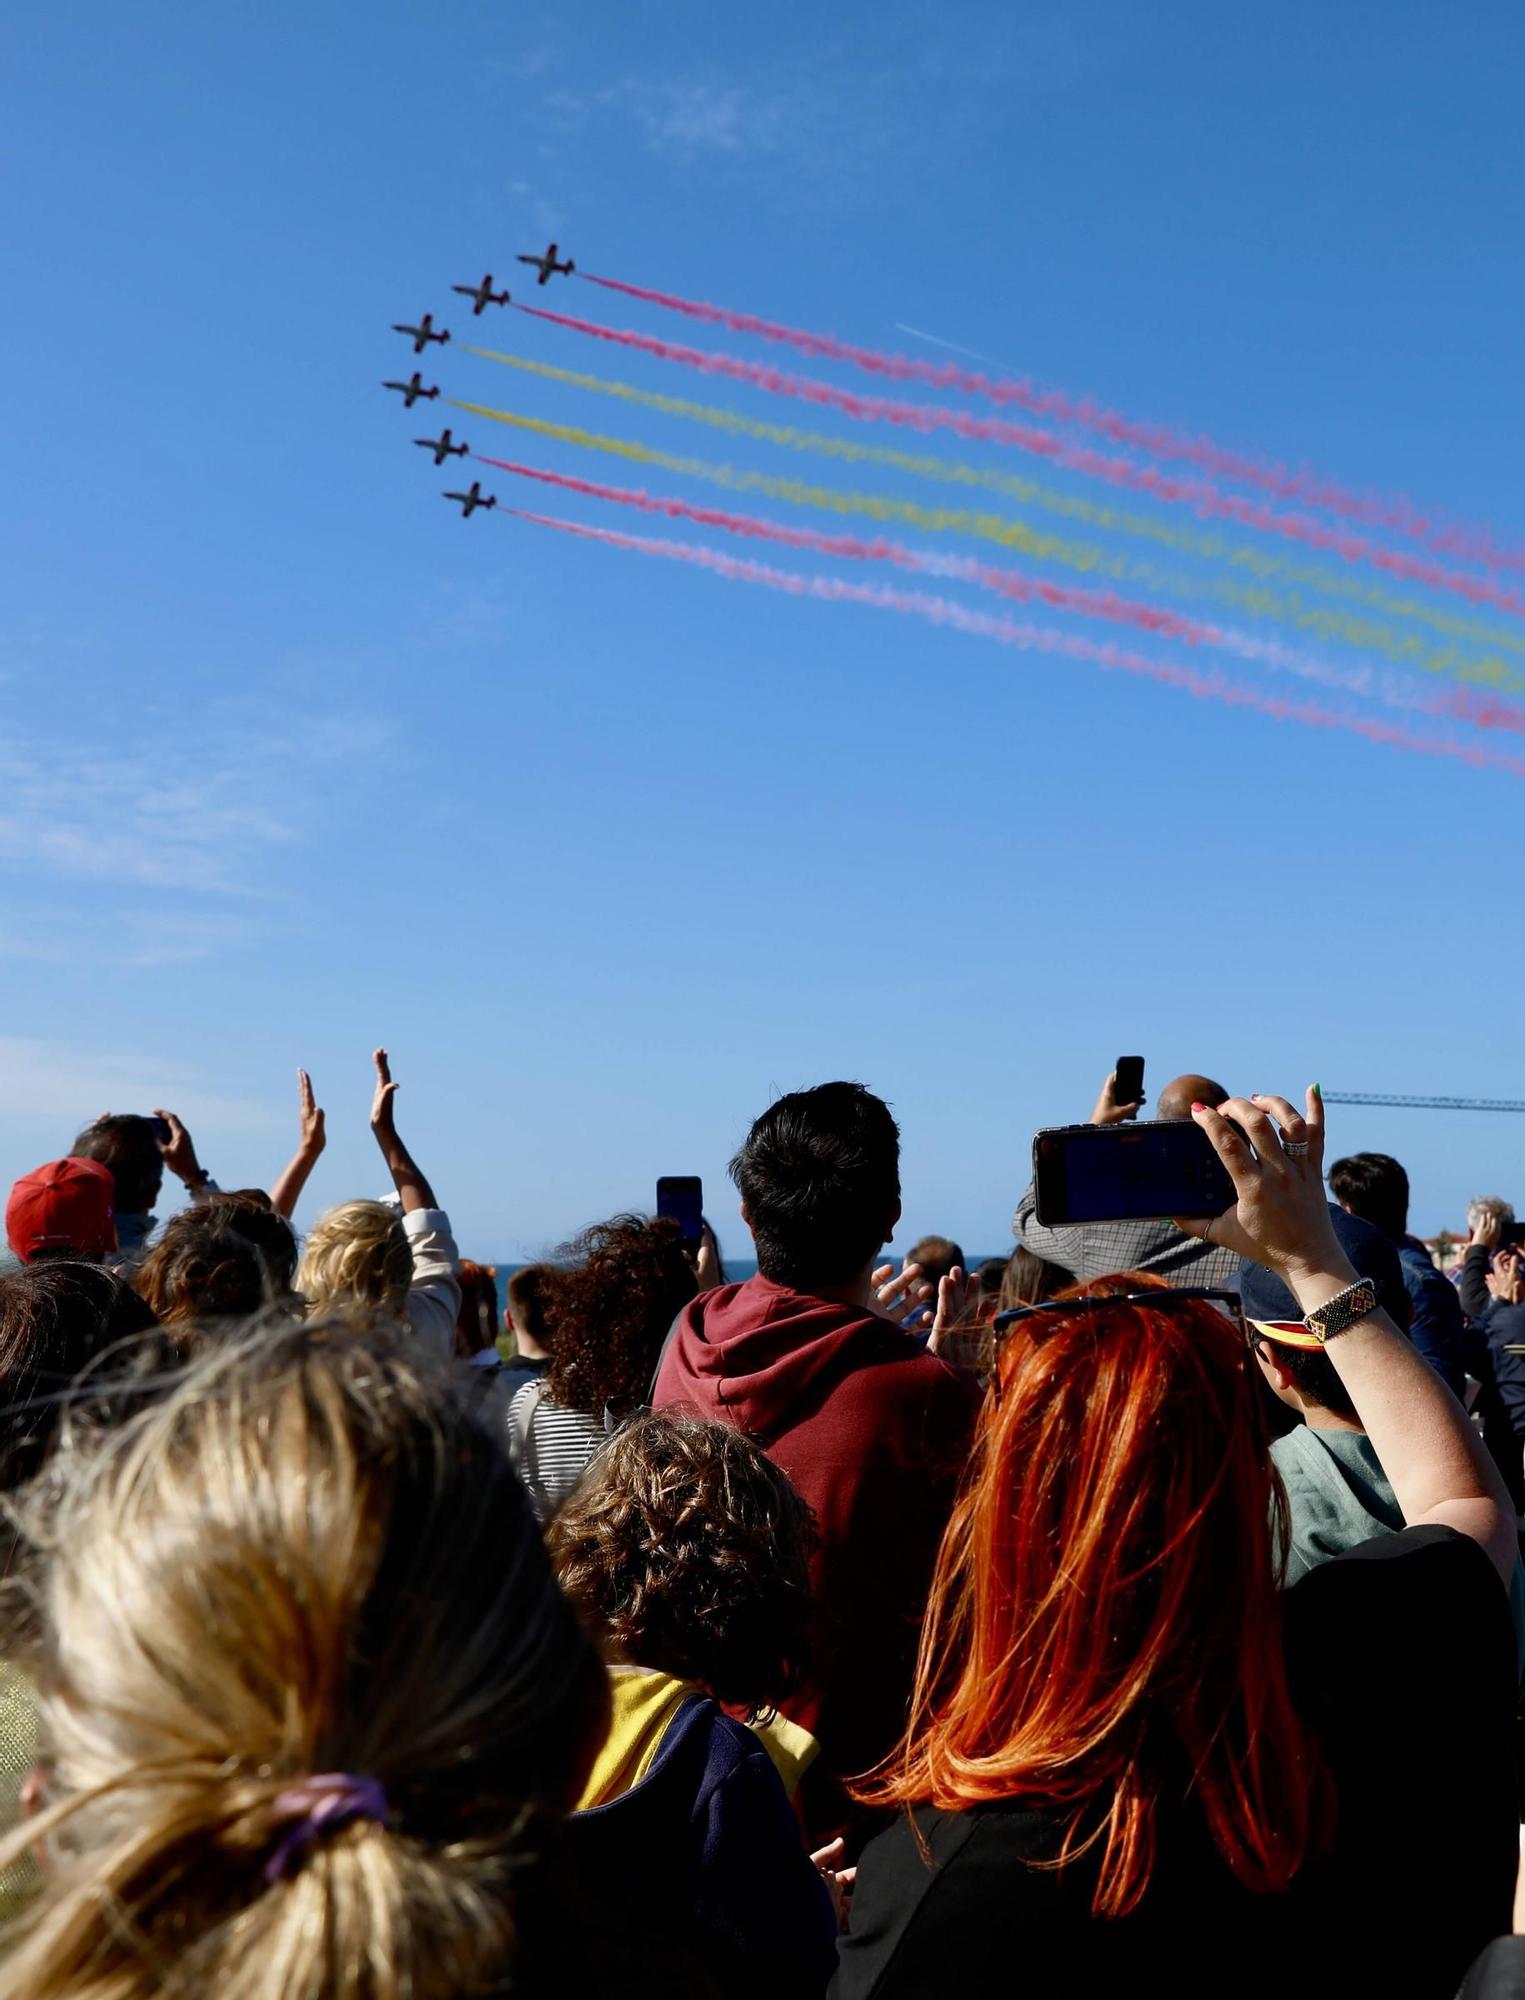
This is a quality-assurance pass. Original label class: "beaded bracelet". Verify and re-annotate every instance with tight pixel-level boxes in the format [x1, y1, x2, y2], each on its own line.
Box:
[1303, 1276, 1379, 1344]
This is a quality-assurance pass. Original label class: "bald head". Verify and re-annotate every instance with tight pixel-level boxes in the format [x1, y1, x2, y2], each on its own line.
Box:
[1156, 1073, 1229, 1122]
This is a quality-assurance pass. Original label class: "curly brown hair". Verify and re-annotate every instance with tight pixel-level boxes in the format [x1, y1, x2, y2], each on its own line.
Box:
[544, 1216, 697, 1419]
[133, 1210, 284, 1331]
[548, 1412, 816, 1721]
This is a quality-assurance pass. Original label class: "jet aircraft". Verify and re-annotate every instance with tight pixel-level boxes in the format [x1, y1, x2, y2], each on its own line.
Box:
[444, 481, 497, 518]
[516, 241, 575, 285]
[392, 313, 450, 353]
[383, 372, 439, 408]
[414, 428, 468, 465]
[452, 273, 511, 314]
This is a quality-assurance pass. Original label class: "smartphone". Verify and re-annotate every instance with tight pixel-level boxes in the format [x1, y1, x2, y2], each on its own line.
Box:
[656, 1176, 705, 1247]
[148, 1115, 172, 1146]
[1032, 1121, 1235, 1227]
[1113, 1056, 1145, 1110]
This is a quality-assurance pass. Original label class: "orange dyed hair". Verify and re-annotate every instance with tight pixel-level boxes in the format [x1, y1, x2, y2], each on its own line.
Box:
[860, 1274, 1327, 1916]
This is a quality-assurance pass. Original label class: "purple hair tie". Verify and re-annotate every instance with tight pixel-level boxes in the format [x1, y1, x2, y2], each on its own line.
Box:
[263, 1773, 391, 1885]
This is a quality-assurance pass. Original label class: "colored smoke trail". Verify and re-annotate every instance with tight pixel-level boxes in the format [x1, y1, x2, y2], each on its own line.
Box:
[500, 505, 1525, 781]
[513, 304, 1525, 621]
[452, 396, 1115, 571]
[460, 349, 1525, 670]
[580, 270, 1524, 577]
[473, 452, 1525, 733]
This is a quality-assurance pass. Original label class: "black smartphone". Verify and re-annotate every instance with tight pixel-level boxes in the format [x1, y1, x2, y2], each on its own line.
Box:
[148, 1115, 172, 1146]
[1032, 1121, 1235, 1227]
[1113, 1056, 1145, 1109]
[656, 1176, 705, 1247]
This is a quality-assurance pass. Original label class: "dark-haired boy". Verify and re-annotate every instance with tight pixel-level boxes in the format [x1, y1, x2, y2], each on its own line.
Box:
[654, 1081, 978, 1846]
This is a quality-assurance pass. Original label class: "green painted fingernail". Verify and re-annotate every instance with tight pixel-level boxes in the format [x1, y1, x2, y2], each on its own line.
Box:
[1312, 1082, 1322, 1098]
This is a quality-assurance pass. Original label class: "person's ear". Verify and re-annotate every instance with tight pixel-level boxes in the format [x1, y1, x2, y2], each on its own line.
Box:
[1258, 1347, 1297, 1396]
[738, 1199, 751, 1233]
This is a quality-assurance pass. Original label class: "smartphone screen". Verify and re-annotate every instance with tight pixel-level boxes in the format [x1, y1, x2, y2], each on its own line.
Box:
[1033, 1122, 1235, 1227]
[1113, 1056, 1145, 1108]
[656, 1176, 704, 1246]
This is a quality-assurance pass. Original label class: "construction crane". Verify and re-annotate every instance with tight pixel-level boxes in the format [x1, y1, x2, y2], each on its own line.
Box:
[1322, 1092, 1525, 1114]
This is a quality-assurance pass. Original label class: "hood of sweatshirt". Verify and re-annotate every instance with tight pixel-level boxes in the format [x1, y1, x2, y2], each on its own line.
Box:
[656, 1275, 921, 1440]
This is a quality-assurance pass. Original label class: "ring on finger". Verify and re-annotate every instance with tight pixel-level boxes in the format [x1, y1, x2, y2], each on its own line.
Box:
[1282, 1139, 1310, 1158]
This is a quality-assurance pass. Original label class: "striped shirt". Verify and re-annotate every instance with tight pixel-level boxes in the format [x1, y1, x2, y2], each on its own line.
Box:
[507, 1380, 606, 1521]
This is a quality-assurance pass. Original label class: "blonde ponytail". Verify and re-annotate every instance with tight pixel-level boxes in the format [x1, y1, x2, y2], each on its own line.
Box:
[0, 1317, 601, 1999]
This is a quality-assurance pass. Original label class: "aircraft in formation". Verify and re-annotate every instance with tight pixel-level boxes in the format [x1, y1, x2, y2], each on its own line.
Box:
[414, 428, 468, 465]
[444, 481, 497, 518]
[516, 240, 575, 285]
[384, 372, 439, 408]
[452, 273, 511, 314]
[392, 312, 450, 353]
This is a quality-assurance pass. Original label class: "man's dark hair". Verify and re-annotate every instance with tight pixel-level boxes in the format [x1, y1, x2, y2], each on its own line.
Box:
[730, 1081, 900, 1288]
[907, 1235, 965, 1290]
[70, 1115, 164, 1217]
[1328, 1152, 1410, 1244]
[507, 1263, 558, 1346]
[1257, 1336, 1358, 1424]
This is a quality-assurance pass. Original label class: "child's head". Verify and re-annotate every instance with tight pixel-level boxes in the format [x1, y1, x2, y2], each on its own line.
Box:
[296, 1199, 412, 1316]
[0, 1320, 604, 2000]
[548, 1411, 815, 1722]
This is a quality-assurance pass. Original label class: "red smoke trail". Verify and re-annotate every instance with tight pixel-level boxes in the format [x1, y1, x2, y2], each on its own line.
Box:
[476, 451, 1525, 735]
[514, 304, 1525, 622]
[501, 505, 1525, 779]
[580, 271, 1525, 577]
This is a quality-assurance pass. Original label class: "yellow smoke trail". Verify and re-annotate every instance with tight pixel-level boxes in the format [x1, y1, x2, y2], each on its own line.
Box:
[462, 346, 1525, 676]
[451, 399, 1114, 570]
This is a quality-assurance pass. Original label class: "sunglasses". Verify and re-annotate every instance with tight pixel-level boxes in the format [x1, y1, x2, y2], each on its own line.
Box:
[988, 1288, 1250, 1396]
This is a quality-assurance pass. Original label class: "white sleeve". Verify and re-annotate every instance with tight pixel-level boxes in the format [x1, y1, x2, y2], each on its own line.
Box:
[402, 1207, 462, 1361]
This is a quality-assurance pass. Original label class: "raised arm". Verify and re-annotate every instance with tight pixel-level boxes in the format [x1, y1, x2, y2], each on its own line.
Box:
[269, 1069, 326, 1219]
[369, 1047, 438, 1213]
[1182, 1087, 1516, 1588]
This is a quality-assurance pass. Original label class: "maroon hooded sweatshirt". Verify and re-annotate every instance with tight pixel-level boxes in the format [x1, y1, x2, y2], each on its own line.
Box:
[653, 1275, 979, 1844]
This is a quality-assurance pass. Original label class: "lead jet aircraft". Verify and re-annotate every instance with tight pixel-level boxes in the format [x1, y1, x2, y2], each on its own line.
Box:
[516, 241, 574, 285]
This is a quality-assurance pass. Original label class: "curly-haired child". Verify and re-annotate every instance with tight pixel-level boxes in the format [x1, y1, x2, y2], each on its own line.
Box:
[549, 1410, 838, 1998]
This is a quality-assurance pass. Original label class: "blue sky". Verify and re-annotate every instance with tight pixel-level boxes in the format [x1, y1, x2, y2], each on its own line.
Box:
[2, 0, 1523, 1256]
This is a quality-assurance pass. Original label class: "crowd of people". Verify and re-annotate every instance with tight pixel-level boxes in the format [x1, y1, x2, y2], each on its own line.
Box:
[0, 1055, 1523, 1996]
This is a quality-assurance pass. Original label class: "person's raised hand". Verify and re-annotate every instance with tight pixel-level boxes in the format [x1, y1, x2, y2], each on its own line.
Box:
[152, 1108, 205, 1189]
[295, 1069, 326, 1158]
[1174, 1088, 1349, 1285]
[1091, 1070, 1143, 1125]
[809, 1837, 857, 1933]
[1472, 1210, 1505, 1251]
[926, 1266, 979, 1356]
[1487, 1249, 1525, 1307]
[369, 1048, 399, 1140]
[694, 1220, 722, 1292]
[872, 1260, 935, 1328]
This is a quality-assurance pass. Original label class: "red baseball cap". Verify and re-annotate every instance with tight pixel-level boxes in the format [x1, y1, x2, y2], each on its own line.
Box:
[5, 1158, 117, 1262]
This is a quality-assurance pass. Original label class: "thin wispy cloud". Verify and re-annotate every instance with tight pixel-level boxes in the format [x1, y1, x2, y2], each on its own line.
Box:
[0, 715, 387, 898]
[0, 1036, 276, 1134]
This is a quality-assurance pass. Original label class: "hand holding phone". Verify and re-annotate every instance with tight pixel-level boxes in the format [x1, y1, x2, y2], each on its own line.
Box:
[1091, 1058, 1145, 1125]
[1033, 1120, 1235, 1227]
[656, 1176, 704, 1247]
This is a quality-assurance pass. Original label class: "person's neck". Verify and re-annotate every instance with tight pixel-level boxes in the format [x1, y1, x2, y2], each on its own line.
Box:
[514, 1334, 550, 1361]
[763, 1267, 874, 1311]
[1302, 1404, 1364, 1435]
